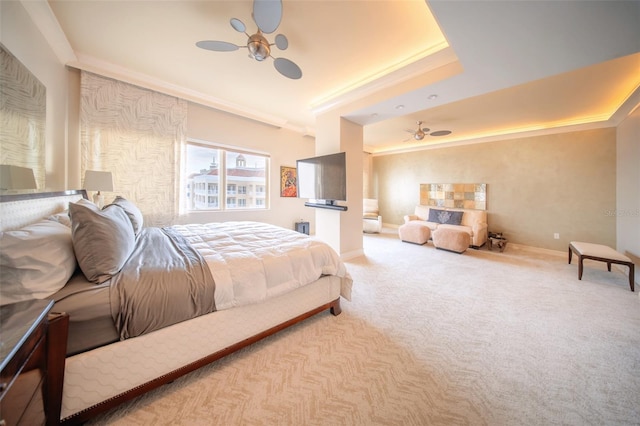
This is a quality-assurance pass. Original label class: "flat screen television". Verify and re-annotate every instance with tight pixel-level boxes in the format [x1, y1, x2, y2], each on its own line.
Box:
[296, 152, 346, 205]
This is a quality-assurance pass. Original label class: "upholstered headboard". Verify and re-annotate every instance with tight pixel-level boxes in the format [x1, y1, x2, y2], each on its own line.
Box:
[0, 190, 87, 232]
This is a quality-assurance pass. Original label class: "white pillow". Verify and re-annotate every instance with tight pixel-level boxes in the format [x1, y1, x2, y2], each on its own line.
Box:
[0, 220, 77, 305]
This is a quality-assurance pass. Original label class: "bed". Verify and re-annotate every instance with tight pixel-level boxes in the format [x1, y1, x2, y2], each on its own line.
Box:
[0, 190, 352, 425]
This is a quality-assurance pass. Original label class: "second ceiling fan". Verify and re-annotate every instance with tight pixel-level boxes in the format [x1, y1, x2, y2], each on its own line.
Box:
[196, 0, 302, 80]
[405, 121, 452, 141]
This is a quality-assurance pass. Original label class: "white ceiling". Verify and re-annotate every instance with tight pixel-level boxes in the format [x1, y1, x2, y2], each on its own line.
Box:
[31, 0, 640, 154]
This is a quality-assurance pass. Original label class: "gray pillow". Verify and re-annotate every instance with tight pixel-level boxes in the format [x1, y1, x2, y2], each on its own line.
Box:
[428, 208, 463, 225]
[69, 202, 135, 283]
[106, 196, 144, 236]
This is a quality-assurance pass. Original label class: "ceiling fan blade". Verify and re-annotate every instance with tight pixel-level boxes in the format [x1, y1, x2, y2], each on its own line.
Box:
[196, 40, 240, 52]
[429, 130, 452, 137]
[230, 18, 246, 33]
[275, 34, 288, 50]
[253, 0, 282, 34]
[274, 57, 302, 79]
[421, 127, 431, 133]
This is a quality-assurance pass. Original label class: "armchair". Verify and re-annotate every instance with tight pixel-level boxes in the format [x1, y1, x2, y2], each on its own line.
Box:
[363, 198, 382, 233]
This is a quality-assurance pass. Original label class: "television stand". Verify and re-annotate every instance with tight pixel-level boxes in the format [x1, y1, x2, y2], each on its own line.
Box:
[304, 202, 348, 211]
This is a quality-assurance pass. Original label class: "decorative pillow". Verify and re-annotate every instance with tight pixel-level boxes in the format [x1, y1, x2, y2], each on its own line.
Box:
[106, 196, 144, 236]
[427, 208, 464, 225]
[69, 202, 136, 284]
[0, 220, 77, 304]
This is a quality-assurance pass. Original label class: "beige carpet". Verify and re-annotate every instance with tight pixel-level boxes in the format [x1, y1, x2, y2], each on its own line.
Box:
[88, 230, 640, 425]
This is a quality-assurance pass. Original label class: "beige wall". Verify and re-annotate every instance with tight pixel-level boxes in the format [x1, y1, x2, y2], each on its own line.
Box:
[183, 103, 315, 232]
[373, 128, 617, 251]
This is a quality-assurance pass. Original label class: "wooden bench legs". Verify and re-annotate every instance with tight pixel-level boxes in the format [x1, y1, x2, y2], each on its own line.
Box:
[568, 244, 635, 292]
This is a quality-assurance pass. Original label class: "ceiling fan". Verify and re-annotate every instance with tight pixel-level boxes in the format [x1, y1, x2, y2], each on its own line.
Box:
[196, 0, 302, 80]
[404, 121, 452, 141]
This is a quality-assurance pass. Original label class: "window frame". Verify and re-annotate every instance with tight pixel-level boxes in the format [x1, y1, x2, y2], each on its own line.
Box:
[184, 138, 270, 212]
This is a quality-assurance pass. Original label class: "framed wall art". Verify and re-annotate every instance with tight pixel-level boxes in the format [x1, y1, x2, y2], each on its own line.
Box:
[420, 183, 487, 210]
[280, 166, 297, 197]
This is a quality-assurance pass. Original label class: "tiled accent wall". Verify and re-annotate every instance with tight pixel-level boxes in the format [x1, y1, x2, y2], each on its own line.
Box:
[80, 72, 187, 225]
[0, 45, 46, 189]
[420, 183, 487, 210]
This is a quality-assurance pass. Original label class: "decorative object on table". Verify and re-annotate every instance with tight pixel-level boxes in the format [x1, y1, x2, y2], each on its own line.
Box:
[420, 183, 487, 210]
[84, 170, 114, 208]
[280, 166, 297, 197]
[0, 165, 37, 192]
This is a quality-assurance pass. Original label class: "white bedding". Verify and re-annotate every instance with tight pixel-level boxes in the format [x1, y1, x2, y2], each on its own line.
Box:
[171, 221, 352, 311]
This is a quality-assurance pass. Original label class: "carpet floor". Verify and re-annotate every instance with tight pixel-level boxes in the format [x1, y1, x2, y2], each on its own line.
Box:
[87, 230, 640, 425]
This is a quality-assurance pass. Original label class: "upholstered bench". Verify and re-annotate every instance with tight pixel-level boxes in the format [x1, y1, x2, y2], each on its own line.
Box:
[398, 221, 431, 245]
[432, 228, 470, 254]
[568, 242, 635, 291]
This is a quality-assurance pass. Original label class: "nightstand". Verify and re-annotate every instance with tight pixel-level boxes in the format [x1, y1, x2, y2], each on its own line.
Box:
[0, 299, 69, 426]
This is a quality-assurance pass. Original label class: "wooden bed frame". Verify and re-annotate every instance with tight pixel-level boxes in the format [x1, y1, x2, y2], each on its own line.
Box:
[0, 190, 343, 425]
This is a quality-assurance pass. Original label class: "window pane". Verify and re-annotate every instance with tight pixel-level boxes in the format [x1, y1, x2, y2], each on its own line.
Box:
[186, 144, 221, 211]
[225, 151, 267, 210]
[185, 142, 268, 211]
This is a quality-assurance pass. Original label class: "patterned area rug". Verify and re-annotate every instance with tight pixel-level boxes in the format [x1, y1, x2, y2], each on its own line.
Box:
[88, 230, 640, 425]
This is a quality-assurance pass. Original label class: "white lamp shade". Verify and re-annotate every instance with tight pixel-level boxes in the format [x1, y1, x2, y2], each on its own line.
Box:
[0, 165, 37, 190]
[84, 170, 114, 192]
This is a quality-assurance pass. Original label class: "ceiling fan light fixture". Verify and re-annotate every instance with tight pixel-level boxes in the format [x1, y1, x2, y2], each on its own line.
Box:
[247, 32, 271, 61]
[196, 0, 302, 79]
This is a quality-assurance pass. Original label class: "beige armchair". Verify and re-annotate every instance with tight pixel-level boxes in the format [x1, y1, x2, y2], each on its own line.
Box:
[363, 198, 382, 233]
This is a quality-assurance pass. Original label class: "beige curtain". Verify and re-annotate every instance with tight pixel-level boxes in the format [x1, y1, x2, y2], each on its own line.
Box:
[80, 71, 187, 226]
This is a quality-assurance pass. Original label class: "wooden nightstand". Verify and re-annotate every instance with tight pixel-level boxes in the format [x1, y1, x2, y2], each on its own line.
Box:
[0, 299, 69, 426]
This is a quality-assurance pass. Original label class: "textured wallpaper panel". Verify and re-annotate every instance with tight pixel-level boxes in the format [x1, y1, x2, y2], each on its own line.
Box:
[0, 45, 46, 189]
[80, 72, 187, 225]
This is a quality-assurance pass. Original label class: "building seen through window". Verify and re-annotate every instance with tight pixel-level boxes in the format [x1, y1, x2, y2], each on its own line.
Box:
[185, 142, 268, 211]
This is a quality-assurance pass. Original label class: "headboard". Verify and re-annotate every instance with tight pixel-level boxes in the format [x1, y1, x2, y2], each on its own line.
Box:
[0, 190, 88, 232]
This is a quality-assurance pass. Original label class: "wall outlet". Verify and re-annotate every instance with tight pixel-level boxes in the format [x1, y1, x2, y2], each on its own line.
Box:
[554, 233, 560, 239]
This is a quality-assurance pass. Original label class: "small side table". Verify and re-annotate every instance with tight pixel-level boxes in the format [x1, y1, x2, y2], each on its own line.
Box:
[488, 232, 508, 252]
[295, 221, 309, 235]
[0, 299, 69, 426]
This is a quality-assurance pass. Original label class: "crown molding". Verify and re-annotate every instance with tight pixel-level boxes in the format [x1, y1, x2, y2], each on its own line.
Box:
[21, 0, 77, 64]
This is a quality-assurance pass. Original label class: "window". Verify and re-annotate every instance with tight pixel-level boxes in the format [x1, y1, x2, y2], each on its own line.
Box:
[184, 141, 269, 211]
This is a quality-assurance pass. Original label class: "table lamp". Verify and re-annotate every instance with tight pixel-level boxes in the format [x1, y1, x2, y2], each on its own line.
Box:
[84, 170, 113, 208]
[0, 165, 37, 192]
